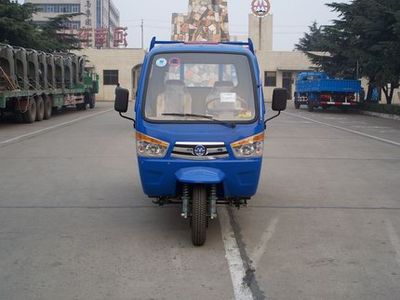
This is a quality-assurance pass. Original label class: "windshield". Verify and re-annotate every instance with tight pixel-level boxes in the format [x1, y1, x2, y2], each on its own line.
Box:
[143, 53, 256, 122]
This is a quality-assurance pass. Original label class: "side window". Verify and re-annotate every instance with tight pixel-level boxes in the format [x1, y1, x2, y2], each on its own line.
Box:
[264, 71, 277, 87]
[103, 70, 119, 85]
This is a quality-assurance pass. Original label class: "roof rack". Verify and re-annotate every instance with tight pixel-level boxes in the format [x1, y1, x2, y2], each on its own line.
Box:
[149, 37, 255, 54]
[221, 39, 255, 54]
[149, 37, 184, 51]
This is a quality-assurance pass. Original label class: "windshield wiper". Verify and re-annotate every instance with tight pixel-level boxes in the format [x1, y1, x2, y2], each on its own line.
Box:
[162, 113, 236, 128]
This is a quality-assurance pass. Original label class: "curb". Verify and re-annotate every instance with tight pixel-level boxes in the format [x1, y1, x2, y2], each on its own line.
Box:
[359, 110, 400, 121]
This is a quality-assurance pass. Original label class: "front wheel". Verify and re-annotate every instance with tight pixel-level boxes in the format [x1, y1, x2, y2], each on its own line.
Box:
[191, 185, 207, 246]
[294, 101, 300, 109]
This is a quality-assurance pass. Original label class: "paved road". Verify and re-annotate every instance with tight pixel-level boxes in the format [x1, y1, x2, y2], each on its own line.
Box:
[0, 103, 399, 300]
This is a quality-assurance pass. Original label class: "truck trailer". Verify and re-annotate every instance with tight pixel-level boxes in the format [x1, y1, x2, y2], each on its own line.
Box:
[294, 72, 361, 112]
[0, 44, 98, 123]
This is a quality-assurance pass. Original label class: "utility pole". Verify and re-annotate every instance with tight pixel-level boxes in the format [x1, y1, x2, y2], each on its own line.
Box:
[258, 17, 262, 51]
[356, 60, 360, 79]
[141, 19, 144, 49]
[108, 0, 111, 48]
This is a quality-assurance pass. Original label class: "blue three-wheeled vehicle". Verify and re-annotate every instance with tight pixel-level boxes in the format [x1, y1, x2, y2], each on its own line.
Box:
[115, 38, 287, 246]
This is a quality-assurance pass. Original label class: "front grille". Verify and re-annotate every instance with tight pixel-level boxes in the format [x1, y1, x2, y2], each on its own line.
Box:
[171, 142, 229, 160]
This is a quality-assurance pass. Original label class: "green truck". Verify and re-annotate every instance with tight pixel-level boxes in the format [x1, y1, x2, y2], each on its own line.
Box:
[0, 44, 98, 123]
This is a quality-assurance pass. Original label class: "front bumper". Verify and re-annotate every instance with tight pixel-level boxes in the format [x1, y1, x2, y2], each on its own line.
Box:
[138, 158, 262, 198]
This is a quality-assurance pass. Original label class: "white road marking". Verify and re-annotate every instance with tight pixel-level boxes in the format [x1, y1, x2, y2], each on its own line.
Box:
[284, 111, 400, 147]
[386, 220, 400, 267]
[219, 207, 254, 300]
[0, 109, 113, 146]
[250, 217, 279, 268]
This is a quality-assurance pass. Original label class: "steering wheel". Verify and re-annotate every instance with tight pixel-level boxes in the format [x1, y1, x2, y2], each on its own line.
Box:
[205, 96, 248, 114]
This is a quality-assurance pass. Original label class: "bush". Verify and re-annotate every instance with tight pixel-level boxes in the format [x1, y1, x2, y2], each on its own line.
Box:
[360, 103, 400, 116]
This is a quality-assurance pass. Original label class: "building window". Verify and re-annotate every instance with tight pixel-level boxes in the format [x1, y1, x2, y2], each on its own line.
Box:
[96, 0, 102, 28]
[103, 70, 119, 85]
[35, 4, 81, 14]
[264, 71, 276, 87]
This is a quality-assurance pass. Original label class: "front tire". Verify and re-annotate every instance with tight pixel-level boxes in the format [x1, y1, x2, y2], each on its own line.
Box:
[294, 101, 300, 109]
[191, 185, 207, 246]
[36, 96, 44, 122]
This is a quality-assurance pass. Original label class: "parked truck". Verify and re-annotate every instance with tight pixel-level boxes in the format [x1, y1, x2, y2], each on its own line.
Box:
[294, 72, 361, 111]
[0, 44, 98, 123]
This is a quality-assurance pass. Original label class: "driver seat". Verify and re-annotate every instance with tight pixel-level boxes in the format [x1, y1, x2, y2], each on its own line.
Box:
[156, 80, 192, 117]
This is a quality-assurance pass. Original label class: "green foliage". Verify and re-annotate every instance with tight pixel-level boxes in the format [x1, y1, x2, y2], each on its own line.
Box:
[36, 13, 82, 51]
[296, 0, 400, 104]
[0, 0, 40, 48]
[0, 0, 80, 52]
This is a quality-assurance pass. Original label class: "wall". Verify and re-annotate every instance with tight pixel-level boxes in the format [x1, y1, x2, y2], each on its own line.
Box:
[256, 51, 316, 101]
[74, 48, 145, 101]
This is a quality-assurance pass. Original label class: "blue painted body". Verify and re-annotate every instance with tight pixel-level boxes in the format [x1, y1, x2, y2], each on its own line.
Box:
[295, 72, 361, 106]
[296, 72, 361, 94]
[134, 42, 266, 199]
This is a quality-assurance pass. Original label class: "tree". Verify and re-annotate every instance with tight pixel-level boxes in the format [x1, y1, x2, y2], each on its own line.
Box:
[0, 0, 80, 52]
[296, 21, 358, 79]
[0, 0, 41, 48]
[36, 13, 82, 51]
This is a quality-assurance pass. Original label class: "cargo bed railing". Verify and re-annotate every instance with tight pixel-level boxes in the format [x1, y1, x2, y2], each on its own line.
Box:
[149, 37, 255, 54]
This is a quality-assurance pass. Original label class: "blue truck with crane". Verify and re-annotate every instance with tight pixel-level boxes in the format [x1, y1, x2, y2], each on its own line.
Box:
[294, 72, 362, 111]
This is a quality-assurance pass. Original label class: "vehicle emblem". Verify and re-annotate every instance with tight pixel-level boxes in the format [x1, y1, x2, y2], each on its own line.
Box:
[251, 0, 271, 18]
[193, 145, 207, 157]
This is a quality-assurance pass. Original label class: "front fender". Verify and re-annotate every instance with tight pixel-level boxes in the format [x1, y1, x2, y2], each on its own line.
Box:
[175, 167, 225, 184]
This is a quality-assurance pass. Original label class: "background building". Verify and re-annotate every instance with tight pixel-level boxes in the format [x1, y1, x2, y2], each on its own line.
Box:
[247, 13, 314, 100]
[26, 0, 123, 48]
[74, 48, 145, 101]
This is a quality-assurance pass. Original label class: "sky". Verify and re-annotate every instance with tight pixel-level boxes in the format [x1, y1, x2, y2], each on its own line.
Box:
[20, 0, 351, 50]
[117, 0, 351, 50]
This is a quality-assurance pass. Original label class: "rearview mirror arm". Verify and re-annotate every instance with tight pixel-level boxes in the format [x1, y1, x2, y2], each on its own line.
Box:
[119, 112, 136, 128]
[264, 111, 281, 126]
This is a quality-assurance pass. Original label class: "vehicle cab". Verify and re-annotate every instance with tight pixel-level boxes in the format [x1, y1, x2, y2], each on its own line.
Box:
[115, 38, 287, 246]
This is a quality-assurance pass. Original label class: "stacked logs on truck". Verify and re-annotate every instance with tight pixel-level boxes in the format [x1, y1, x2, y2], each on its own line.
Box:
[0, 43, 85, 92]
[0, 43, 95, 123]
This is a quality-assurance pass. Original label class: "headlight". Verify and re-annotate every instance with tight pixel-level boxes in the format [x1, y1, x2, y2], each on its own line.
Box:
[136, 132, 169, 158]
[231, 132, 264, 158]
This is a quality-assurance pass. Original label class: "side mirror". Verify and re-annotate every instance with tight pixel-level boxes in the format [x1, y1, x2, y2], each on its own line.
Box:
[271, 88, 288, 111]
[114, 87, 129, 113]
